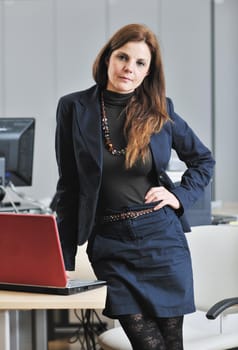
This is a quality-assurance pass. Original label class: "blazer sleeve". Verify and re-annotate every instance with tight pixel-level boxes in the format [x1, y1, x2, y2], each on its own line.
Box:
[55, 96, 79, 270]
[166, 97, 215, 212]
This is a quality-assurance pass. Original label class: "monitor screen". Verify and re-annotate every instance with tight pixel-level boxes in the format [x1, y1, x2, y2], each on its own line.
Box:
[0, 118, 35, 186]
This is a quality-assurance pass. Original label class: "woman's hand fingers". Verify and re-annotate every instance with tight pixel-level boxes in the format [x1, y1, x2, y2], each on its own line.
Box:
[145, 186, 180, 210]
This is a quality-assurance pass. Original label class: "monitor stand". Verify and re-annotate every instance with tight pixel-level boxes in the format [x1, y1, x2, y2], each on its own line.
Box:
[0, 157, 22, 209]
[0, 158, 45, 213]
[0, 157, 6, 202]
[0, 200, 21, 208]
[0, 157, 5, 187]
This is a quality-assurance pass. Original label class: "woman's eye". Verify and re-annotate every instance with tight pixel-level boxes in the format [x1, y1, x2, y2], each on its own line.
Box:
[118, 54, 127, 61]
[137, 61, 145, 66]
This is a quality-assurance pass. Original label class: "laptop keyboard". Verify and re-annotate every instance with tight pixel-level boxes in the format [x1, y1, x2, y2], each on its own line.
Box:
[67, 279, 97, 288]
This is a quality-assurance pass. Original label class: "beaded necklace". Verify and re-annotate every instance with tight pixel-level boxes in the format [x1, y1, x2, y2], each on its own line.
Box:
[100, 92, 126, 156]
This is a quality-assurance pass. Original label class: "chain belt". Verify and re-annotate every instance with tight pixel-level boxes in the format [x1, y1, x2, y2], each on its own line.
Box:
[101, 207, 154, 223]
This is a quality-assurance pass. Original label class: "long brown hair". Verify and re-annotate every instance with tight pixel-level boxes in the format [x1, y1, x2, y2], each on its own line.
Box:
[93, 23, 170, 168]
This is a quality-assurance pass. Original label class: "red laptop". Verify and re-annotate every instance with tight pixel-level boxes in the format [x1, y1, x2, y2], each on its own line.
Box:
[0, 213, 105, 295]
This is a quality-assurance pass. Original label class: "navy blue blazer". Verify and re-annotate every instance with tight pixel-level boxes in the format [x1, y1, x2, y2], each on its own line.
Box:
[55, 85, 215, 270]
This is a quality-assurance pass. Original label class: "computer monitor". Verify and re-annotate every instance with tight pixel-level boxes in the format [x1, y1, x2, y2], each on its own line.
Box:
[0, 118, 35, 187]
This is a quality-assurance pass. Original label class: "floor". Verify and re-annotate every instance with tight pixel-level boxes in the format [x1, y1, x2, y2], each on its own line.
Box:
[47, 309, 109, 350]
[48, 335, 101, 350]
[48, 337, 102, 350]
[48, 339, 79, 350]
[48, 344, 238, 350]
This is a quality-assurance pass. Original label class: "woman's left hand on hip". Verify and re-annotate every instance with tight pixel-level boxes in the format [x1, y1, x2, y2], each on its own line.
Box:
[144, 186, 180, 210]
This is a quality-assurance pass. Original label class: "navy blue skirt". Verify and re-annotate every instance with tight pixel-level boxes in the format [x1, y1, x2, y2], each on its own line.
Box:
[87, 204, 195, 319]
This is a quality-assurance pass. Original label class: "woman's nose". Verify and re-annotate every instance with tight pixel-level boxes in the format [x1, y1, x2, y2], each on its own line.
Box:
[124, 61, 133, 72]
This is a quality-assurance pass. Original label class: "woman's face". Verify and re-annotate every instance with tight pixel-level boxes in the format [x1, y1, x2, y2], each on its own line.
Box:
[106, 41, 151, 94]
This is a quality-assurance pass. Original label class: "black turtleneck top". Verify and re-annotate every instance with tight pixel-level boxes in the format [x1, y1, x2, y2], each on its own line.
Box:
[97, 89, 157, 213]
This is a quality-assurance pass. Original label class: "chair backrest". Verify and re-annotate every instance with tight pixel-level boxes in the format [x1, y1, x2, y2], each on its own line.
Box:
[185, 225, 238, 312]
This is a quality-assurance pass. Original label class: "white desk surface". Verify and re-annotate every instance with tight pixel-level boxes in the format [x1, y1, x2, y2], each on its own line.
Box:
[212, 201, 238, 218]
[0, 286, 106, 310]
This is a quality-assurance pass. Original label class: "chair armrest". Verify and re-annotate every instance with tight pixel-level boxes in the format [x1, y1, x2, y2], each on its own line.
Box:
[206, 297, 238, 319]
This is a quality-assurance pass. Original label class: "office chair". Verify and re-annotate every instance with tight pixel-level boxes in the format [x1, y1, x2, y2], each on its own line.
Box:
[98, 224, 238, 350]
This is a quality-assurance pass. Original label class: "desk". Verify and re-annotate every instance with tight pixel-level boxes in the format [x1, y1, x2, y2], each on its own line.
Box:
[0, 286, 106, 350]
[212, 201, 238, 218]
[0, 201, 45, 213]
[212, 201, 238, 224]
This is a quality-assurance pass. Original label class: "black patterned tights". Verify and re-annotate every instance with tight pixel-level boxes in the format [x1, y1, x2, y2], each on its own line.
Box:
[118, 314, 184, 350]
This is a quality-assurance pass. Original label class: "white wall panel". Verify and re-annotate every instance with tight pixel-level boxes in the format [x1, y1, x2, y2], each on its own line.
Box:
[214, 0, 238, 201]
[56, 0, 107, 98]
[107, 0, 161, 36]
[0, 2, 5, 115]
[2, 0, 57, 200]
[161, 0, 212, 147]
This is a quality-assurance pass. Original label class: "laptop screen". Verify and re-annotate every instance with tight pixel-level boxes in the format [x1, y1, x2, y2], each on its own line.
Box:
[0, 213, 68, 287]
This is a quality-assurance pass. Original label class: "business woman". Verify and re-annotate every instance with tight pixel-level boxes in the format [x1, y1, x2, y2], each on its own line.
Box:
[55, 23, 215, 350]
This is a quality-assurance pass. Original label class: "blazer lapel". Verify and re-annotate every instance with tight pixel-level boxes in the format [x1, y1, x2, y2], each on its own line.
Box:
[73, 86, 103, 170]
